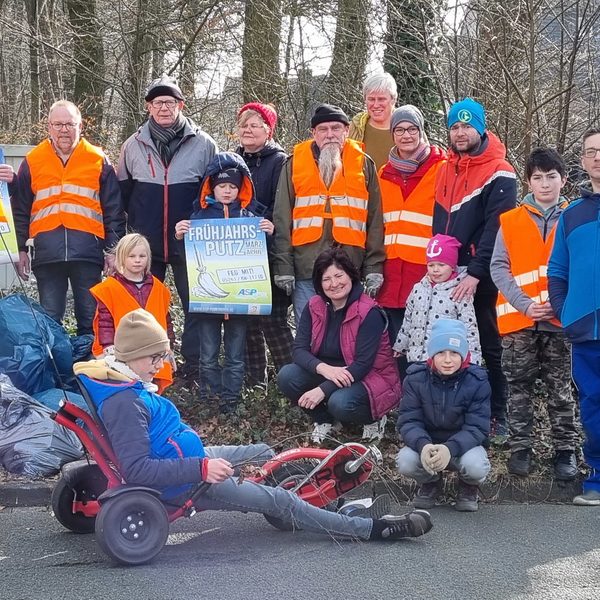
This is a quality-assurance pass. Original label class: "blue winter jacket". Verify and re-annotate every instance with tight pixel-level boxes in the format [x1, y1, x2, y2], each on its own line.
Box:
[79, 374, 205, 497]
[548, 187, 600, 343]
[396, 363, 491, 457]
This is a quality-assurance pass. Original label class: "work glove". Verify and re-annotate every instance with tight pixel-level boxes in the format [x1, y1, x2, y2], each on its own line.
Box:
[364, 273, 384, 298]
[420, 444, 438, 476]
[274, 275, 295, 296]
[428, 444, 451, 472]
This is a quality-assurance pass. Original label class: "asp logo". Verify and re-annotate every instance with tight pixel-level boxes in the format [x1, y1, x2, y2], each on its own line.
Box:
[237, 288, 258, 296]
[457, 109, 472, 123]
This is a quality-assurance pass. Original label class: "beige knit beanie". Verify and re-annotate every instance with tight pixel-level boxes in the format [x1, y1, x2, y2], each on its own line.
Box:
[114, 309, 169, 362]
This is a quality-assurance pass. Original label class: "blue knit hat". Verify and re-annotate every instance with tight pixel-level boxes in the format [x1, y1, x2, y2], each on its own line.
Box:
[447, 98, 486, 136]
[427, 319, 469, 360]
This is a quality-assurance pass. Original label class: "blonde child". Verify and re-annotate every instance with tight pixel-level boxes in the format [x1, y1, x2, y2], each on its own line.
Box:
[90, 233, 175, 392]
[394, 234, 481, 365]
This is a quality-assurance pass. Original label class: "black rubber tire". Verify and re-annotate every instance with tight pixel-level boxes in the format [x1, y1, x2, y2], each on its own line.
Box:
[51, 465, 107, 534]
[94, 491, 169, 566]
[262, 460, 340, 531]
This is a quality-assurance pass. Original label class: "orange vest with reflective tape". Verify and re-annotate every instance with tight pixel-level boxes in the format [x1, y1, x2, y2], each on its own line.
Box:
[291, 139, 369, 248]
[496, 205, 562, 335]
[378, 161, 442, 263]
[90, 276, 173, 393]
[27, 139, 105, 239]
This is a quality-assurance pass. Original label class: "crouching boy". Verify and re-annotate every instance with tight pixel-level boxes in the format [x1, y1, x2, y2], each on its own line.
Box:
[396, 319, 491, 512]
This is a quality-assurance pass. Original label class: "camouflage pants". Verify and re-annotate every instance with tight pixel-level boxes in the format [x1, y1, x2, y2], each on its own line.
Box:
[501, 329, 577, 452]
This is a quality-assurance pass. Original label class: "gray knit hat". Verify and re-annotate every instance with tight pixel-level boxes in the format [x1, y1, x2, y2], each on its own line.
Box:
[114, 309, 169, 362]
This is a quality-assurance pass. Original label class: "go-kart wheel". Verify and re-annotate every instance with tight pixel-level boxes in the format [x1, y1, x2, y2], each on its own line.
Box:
[51, 465, 107, 534]
[94, 491, 169, 566]
[263, 460, 341, 531]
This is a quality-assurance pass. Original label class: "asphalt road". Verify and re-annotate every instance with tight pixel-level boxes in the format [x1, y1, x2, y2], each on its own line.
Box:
[1, 504, 599, 600]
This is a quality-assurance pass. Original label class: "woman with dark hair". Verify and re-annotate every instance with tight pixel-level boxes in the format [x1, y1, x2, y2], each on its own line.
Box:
[236, 102, 294, 389]
[277, 247, 400, 444]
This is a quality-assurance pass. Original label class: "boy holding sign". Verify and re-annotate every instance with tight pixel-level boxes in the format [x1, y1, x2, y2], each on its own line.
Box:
[175, 152, 273, 414]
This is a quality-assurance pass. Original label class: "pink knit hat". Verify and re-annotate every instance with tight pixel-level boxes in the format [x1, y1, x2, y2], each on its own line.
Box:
[425, 234, 461, 269]
[238, 103, 278, 135]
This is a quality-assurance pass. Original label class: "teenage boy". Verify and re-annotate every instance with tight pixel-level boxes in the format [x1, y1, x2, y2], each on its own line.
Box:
[491, 148, 578, 480]
[396, 319, 491, 512]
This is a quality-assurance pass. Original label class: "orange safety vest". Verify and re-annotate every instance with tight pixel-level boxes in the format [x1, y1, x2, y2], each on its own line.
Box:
[27, 139, 105, 239]
[90, 276, 173, 393]
[291, 139, 369, 248]
[496, 205, 562, 335]
[378, 161, 442, 263]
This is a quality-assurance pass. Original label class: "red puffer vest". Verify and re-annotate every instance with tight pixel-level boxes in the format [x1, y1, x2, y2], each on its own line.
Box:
[308, 293, 401, 419]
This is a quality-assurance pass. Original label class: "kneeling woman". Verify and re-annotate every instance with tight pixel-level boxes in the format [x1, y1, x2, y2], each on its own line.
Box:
[278, 248, 400, 444]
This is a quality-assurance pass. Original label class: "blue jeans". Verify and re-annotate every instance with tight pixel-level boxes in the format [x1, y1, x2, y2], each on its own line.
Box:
[32, 260, 101, 335]
[277, 363, 373, 425]
[292, 279, 315, 326]
[396, 446, 490, 485]
[196, 444, 372, 539]
[572, 341, 600, 492]
[198, 314, 247, 402]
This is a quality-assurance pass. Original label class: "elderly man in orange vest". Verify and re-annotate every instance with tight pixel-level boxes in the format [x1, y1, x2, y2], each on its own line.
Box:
[272, 104, 385, 324]
[3, 100, 125, 335]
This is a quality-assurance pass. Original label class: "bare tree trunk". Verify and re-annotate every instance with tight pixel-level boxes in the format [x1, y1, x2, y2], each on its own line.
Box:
[25, 0, 40, 139]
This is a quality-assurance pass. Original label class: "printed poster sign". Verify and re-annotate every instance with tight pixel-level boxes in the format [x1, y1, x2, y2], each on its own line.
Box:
[184, 217, 272, 315]
[0, 147, 18, 264]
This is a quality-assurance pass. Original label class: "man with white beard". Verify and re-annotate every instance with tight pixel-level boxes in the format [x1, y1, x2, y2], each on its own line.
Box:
[272, 104, 385, 323]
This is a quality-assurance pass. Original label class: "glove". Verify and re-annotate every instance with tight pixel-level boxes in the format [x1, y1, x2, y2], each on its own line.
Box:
[274, 275, 295, 296]
[428, 444, 451, 472]
[364, 273, 384, 297]
[420, 444, 437, 476]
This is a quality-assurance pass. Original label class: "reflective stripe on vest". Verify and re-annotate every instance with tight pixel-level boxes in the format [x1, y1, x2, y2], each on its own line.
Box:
[291, 139, 369, 248]
[378, 160, 442, 263]
[496, 205, 561, 334]
[27, 139, 105, 239]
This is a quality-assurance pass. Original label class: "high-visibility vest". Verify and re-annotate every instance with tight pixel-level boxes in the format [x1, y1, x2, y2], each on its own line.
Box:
[27, 139, 105, 239]
[290, 139, 369, 248]
[90, 276, 173, 393]
[496, 205, 562, 335]
[378, 161, 442, 263]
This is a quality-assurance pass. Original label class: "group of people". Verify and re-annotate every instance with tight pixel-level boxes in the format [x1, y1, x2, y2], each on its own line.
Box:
[1, 69, 600, 513]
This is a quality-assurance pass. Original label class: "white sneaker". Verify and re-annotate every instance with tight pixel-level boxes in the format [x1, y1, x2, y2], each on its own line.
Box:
[310, 422, 341, 444]
[338, 494, 393, 519]
[362, 415, 387, 442]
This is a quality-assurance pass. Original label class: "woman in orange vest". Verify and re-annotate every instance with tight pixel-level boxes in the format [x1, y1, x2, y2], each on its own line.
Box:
[90, 233, 175, 393]
[376, 106, 446, 376]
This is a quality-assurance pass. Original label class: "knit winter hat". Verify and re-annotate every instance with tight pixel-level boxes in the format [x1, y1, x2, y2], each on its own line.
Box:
[238, 102, 278, 133]
[310, 104, 350, 128]
[447, 98, 486, 136]
[391, 104, 429, 145]
[425, 234, 461, 269]
[114, 309, 169, 363]
[210, 167, 243, 189]
[144, 74, 184, 102]
[427, 319, 469, 360]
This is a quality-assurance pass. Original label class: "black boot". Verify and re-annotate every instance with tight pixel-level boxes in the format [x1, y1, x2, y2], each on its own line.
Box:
[455, 480, 479, 512]
[413, 479, 442, 509]
[508, 449, 532, 476]
[553, 450, 577, 481]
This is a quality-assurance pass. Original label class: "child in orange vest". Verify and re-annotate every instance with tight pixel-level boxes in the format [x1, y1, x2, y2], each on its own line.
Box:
[490, 148, 577, 480]
[90, 233, 175, 393]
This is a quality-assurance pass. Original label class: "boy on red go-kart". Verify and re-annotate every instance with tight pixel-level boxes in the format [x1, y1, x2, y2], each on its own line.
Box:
[73, 308, 433, 541]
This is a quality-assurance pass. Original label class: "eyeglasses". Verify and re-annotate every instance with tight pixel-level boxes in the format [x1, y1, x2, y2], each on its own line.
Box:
[150, 99, 178, 109]
[238, 123, 266, 131]
[150, 351, 169, 366]
[393, 125, 419, 136]
[49, 122, 79, 131]
[583, 147, 600, 158]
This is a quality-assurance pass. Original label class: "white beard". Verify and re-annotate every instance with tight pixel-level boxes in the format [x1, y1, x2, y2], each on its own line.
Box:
[319, 143, 342, 187]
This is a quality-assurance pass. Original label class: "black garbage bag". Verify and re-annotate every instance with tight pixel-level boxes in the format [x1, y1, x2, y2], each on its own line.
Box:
[0, 374, 83, 478]
[0, 294, 74, 394]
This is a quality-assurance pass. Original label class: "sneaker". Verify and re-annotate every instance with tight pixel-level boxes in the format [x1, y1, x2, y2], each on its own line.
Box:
[310, 422, 341, 444]
[454, 479, 479, 512]
[361, 415, 387, 442]
[413, 479, 442, 509]
[338, 494, 393, 519]
[507, 449, 532, 476]
[573, 489, 600, 506]
[553, 450, 577, 481]
[377, 510, 433, 540]
[489, 417, 509, 446]
[219, 400, 238, 415]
